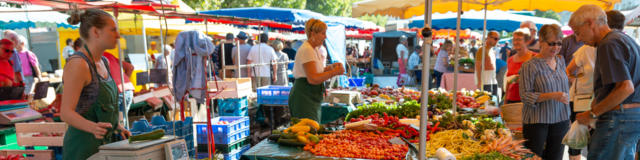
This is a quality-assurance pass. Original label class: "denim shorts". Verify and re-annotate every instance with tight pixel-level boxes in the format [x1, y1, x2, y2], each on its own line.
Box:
[588, 107, 640, 160]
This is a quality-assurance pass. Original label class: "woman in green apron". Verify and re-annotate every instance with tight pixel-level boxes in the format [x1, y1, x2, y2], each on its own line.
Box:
[289, 19, 345, 121]
[60, 9, 130, 160]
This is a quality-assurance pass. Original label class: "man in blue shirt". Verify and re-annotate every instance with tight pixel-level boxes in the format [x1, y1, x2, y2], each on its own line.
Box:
[572, 6, 640, 160]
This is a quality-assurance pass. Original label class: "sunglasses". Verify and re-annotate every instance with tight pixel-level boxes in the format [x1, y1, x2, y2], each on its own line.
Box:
[546, 41, 562, 46]
[490, 37, 499, 41]
[2, 49, 10, 53]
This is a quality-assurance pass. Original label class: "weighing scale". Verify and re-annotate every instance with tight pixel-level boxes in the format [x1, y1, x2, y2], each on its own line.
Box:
[0, 100, 42, 124]
[88, 135, 189, 160]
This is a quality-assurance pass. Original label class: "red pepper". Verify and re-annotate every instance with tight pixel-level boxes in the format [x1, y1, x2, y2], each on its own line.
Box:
[430, 122, 440, 134]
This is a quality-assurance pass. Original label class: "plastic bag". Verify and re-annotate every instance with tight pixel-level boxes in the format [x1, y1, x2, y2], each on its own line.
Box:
[562, 121, 590, 149]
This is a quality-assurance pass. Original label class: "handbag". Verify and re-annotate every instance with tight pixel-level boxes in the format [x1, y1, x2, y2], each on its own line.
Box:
[572, 69, 592, 112]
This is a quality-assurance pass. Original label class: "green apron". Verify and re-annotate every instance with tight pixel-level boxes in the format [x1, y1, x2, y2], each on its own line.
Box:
[288, 78, 324, 121]
[62, 51, 119, 160]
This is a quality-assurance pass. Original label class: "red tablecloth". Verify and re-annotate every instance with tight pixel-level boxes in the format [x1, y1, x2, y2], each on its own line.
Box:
[440, 72, 478, 91]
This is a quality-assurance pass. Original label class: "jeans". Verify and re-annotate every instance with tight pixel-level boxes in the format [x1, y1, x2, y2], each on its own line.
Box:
[118, 90, 134, 129]
[588, 107, 640, 160]
[523, 120, 570, 160]
[432, 70, 443, 89]
[23, 76, 35, 94]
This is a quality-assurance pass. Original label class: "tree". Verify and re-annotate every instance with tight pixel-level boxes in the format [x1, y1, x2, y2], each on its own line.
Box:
[534, 10, 560, 21]
[183, 0, 359, 16]
[358, 14, 388, 27]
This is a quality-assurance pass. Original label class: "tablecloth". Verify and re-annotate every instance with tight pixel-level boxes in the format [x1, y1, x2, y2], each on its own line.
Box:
[241, 139, 417, 160]
[439, 72, 478, 91]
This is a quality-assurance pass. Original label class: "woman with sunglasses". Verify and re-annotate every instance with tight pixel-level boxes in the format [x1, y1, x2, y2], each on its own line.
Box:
[505, 28, 537, 104]
[60, 9, 130, 160]
[518, 24, 571, 159]
[0, 39, 16, 87]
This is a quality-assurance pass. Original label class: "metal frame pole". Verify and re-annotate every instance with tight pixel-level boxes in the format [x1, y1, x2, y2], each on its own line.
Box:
[479, 0, 488, 92]
[114, 7, 128, 129]
[418, 0, 433, 159]
[139, 13, 151, 88]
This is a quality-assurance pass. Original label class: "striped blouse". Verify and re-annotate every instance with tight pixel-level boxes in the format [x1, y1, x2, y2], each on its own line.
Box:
[519, 56, 571, 124]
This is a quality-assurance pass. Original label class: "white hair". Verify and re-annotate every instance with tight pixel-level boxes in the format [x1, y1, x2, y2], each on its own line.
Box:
[520, 21, 537, 31]
[569, 4, 608, 28]
[16, 35, 27, 46]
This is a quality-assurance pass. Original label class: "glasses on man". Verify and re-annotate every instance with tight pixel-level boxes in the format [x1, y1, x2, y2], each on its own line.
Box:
[546, 41, 562, 46]
[2, 49, 10, 53]
[490, 37, 499, 41]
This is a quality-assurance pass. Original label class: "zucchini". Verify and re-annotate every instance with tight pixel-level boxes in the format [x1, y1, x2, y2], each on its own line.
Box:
[129, 129, 165, 143]
[268, 134, 281, 141]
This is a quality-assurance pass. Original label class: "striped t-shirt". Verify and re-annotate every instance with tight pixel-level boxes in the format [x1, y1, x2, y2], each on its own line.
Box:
[519, 56, 571, 124]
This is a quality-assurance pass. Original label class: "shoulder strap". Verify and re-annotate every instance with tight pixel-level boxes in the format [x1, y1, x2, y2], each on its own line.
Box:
[74, 51, 98, 82]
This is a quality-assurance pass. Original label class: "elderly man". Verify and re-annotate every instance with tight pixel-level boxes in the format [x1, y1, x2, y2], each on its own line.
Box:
[475, 31, 499, 96]
[232, 31, 251, 78]
[247, 33, 277, 90]
[520, 21, 540, 53]
[571, 5, 640, 160]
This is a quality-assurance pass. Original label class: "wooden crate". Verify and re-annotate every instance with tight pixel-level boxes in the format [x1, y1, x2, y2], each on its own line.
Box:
[15, 122, 67, 147]
[0, 150, 53, 160]
[133, 87, 171, 103]
[208, 78, 252, 99]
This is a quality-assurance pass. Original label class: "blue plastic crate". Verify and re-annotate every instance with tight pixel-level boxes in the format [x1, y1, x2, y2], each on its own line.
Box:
[217, 97, 248, 116]
[218, 104, 248, 116]
[197, 145, 250, 160]
[195, 116, 250, 144]
[256, 85, 291, 105]
[348, 77, 365, 87]
[131, 116, 195, 157]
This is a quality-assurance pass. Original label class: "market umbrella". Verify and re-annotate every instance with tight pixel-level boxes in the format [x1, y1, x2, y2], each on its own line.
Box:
[0, 6, 75, 29]
[408, 10, 561, 31]
[353, 0, 621, 159]
[353, 0, 620, 19]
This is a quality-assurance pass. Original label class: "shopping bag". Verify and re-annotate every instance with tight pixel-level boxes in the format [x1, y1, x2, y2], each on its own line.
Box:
[562, 121, 590, 149]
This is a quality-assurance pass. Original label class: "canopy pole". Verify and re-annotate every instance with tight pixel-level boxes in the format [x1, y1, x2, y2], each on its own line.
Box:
[418, 0, 433, 159]
[237, 39, 241, 79]
[139, 13, 151, 89]
[479, 0, 488, 92]
[452, 0, 462, 113]
[113, 7, 128, 129]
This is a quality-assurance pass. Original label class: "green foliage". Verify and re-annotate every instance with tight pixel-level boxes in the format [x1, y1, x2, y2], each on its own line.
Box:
[534, 10, 560, 21]
[183, 0, 364, 17]
[345, 100, 421, 121]
[461, 152, 514, 160]
[358, 14, 388, 27]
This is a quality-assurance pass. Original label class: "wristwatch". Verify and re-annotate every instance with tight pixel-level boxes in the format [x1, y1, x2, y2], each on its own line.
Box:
[589, 110, 598, 119]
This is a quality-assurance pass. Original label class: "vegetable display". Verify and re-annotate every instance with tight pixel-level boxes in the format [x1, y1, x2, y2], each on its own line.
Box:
[304, 130, 408, 160]
[345, 100, 420, 122]
[425, 129, 484, 159]
[347, 113, 419, 139]
[269, 118, 324, 146]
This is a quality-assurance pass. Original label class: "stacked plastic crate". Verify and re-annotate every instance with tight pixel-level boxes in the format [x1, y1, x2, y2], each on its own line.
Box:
[130, 116, 195, 157]
[256, 85, 291, 105]
[217, 97, 248, 116]
[196, 116, 250, 160]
